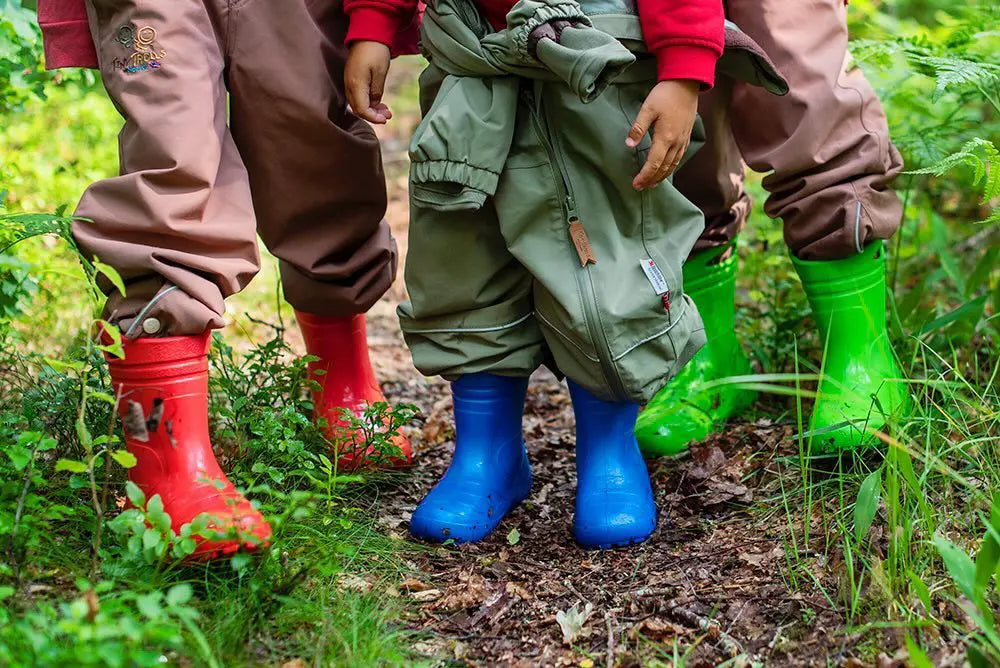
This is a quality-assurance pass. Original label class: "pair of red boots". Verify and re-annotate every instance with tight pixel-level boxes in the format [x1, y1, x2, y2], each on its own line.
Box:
[107, 312, 411, 560]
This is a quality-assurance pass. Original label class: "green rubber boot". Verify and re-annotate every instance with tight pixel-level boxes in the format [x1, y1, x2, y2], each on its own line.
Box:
[792, 241, 911, 451]
[635, 245, 757, 457]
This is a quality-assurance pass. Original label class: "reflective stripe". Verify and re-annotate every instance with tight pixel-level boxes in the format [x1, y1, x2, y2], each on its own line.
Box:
[403, 311, 534, 335]
[854, 200, 864, 254]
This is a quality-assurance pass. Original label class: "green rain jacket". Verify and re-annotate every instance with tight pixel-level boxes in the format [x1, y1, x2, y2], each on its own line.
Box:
[399, 0, 787, 403]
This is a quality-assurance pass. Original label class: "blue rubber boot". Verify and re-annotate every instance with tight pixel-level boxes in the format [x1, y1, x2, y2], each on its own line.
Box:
[409, 374, 532, 544]
[569, 380, 657, 549]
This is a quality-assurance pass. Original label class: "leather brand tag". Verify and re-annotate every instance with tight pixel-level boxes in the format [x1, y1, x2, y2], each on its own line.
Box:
[569, 219, 597, 267]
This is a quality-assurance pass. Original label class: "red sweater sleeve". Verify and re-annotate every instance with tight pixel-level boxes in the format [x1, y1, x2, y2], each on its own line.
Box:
[345, 0, 419, 46]
[37, 0, 98, 70]
[637, 0, 724, 88]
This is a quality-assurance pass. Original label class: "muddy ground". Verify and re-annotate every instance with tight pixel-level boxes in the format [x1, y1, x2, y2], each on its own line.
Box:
[342, 66, 960, 665]
[358, 300, 947, 667]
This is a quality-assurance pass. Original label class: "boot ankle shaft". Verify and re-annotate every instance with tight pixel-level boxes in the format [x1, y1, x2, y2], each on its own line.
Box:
[108, 355, 208, 382]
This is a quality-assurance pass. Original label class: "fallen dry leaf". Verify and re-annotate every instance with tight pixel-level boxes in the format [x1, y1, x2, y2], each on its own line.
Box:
[411, 589, 443, 602]
[555, 602, 594, 645]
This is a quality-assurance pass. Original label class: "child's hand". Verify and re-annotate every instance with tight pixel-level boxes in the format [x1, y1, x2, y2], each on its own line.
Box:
[626, 80, 699, 190]
[345, 41, 393, 124]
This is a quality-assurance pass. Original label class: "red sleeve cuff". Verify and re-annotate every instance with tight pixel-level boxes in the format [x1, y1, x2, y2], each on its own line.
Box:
[654, 44, 720, 90]
[40, 19, 98, 70]
[346, 7, 402, 47]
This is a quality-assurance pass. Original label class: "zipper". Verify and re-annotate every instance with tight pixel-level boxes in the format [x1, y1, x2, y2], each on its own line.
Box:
[522, 89, 628, 400]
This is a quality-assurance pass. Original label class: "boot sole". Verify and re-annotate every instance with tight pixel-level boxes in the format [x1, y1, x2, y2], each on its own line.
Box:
[574, 517, 658, 550]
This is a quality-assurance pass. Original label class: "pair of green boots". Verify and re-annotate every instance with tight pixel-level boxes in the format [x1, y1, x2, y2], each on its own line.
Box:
[636, 240, 911, 456]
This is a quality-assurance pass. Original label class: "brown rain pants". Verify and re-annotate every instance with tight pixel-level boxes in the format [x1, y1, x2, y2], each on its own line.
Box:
[675, 0, 904, 260]
[75, 0, 396, 337]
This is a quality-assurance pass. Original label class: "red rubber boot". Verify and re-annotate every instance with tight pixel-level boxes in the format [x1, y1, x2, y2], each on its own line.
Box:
[107, 333, 272, 560]
[295, 312, 413, 470]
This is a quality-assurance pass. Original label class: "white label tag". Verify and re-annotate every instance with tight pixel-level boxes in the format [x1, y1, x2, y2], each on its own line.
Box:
[639, 258, 670, 295]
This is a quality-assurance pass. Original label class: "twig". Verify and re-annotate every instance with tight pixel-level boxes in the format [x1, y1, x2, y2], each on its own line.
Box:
[9, 438, 41, 595]
[563, 579, 587, 603]
[605, 611, 616, 668]
[667, 601, 743, 659]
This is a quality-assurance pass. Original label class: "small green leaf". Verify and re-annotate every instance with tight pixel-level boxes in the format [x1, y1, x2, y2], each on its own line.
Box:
[6, 445, 31, 471]
[42, 357, 85, 373]
[908, 570, 932, 613]
[90, 391, 119, 406]
[135, 592, 163, 620]
[146, 494, 164, 516]
[0, 586, 15, 602]
[178, 537, 197, 556]
[93, 260, 127, 298]
[934, 533, 977, 601]
[230, 552, 251, 572]
[905, 636, 934, 668]
[506, 528, 521, 546]
[166, 584, 193, 607]
[95, 319, 124, 358]
[854, 469, 882, 543]
[109, 450, 138, 469]
[142, 528, 161, 551]
[125, 480, 146, 507]
[55, 459, 88, 474]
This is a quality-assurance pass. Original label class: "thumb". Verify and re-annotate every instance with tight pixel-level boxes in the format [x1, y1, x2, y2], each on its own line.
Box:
[626, 103, 657, 148]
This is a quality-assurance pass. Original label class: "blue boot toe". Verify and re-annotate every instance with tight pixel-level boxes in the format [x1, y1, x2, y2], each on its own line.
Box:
[410, 461, 531, 543]
[573, 491, 657, 549]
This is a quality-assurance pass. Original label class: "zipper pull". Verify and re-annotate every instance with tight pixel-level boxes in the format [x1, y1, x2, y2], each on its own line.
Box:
[661, 289, 671, 317]
[566, 197, 596, 267]
[569, 216, 597, 267]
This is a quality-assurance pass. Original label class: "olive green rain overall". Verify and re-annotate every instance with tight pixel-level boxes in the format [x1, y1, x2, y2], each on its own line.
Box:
[398, 0, 786, 403]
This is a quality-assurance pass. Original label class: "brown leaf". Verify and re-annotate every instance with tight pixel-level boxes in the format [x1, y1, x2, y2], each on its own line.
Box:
[84, 589, 99, 622]
[505, 582, 533, 601]
[401, 578, 435, 593]
[433, 569, 488, 611]
[412, 589, 443, 602]
[629, 617, 685, 640]
[122, 400, 149, 442]
[687, 445, 726, 480]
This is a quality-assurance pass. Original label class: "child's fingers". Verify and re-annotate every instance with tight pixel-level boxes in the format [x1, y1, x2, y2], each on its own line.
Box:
[659, 141, 687, 180]
[346, 70, 389, 124]
[345, 69, 374, 120]
[632, 136, 668, 190]
[626, 104, 656, 149]
[372, 101, 394, 121]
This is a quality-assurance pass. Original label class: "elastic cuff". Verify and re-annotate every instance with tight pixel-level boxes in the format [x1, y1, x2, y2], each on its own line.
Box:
[40, 20, 98, 70]
[655, 44, 721, 89]
[346, 7, 402, 47]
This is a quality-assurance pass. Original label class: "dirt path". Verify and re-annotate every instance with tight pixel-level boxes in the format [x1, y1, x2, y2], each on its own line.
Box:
[356, 86, 919, 663]
[361, 302, 897, 666]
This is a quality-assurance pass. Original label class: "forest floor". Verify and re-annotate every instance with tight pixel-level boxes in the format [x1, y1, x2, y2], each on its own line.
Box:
[332, 60, 973, 665]
[357, 293, 955, 666]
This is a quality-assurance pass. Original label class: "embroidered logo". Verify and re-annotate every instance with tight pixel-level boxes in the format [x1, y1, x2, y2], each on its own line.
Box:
[115, 24, 135, 49]
[113, 23, 166, 75]
[134, 26, 157, 51]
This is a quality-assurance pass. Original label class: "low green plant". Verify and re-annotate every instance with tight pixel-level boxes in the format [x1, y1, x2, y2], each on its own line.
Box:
[0, 580, 211, 667]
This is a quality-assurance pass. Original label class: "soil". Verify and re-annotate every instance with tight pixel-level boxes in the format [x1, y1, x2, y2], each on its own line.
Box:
[346, 68, 964, 664]
[359, 301, 937, 667]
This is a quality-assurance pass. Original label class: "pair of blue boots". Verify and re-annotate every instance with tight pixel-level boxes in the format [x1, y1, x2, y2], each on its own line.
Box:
[410, 374, 657, 549]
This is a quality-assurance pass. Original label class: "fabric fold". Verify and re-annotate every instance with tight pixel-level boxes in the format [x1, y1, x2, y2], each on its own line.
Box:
[409, 0, 635, 212]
